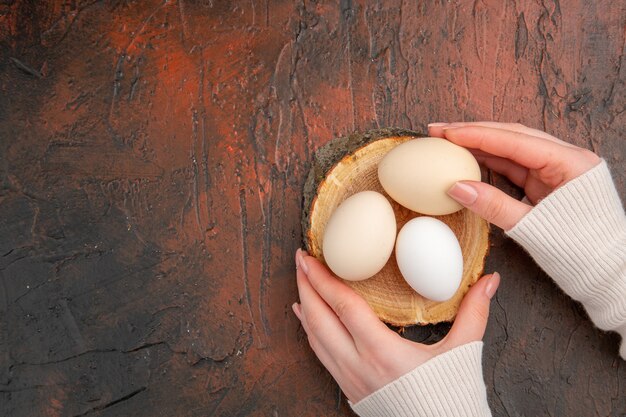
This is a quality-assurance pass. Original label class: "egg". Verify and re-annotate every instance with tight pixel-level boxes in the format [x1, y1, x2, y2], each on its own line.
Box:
[395, 217, 463, 302]
[322, 191, 397, 281]
[378, 137, 481, 215]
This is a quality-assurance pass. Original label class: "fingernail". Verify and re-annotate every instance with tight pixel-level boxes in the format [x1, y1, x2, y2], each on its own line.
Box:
[296, 248, 309, 275]
[447, 182, 478, 205]
[485, 272, 501, 299]
[428, 122, 448, 127]
[292, 302, 302, 320]
[442, 126, 461, 131]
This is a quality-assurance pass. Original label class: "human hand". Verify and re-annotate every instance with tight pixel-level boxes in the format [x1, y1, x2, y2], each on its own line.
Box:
[292, 249, 500, 404]
[428, 122, 601, 230]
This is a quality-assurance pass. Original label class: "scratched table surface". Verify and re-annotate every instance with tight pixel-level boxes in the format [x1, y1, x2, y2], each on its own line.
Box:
[1, 1, 625, 416]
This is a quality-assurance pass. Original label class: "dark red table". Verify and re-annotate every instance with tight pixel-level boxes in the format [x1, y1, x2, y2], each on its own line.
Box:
[1, 1, 624, 416]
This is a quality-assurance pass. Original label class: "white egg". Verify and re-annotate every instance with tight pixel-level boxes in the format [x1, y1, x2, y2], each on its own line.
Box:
[322, 191, 397, 281]
[395, 217, 463, 301]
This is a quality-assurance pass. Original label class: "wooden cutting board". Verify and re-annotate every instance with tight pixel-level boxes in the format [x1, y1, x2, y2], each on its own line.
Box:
[302, 128, 490, 326]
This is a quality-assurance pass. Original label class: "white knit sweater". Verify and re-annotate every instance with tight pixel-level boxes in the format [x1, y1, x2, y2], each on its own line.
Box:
[352, 160, 626, 417]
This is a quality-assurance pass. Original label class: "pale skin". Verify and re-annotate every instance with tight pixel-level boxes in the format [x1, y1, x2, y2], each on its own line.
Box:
[293, 122, 602, 404]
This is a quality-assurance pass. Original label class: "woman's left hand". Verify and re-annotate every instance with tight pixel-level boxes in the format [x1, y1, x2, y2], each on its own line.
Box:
[292, 249, 500, 403]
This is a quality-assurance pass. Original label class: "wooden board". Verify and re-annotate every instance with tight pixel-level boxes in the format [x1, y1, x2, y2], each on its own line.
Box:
[1, 1, 624, 416]
[302, 132, 490, 326]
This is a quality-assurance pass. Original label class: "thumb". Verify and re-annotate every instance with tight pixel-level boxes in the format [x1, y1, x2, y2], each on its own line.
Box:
[442, 273, 501, 348]
[447, 181, 532, 231]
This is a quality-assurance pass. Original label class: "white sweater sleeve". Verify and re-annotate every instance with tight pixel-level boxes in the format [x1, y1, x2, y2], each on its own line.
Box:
[351, 341, 491, 417]
[506, 160, 626, 359]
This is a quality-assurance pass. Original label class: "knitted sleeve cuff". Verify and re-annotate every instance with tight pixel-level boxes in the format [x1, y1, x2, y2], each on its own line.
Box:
[350, 341, 491, 417]
[506, 160, 626, 356]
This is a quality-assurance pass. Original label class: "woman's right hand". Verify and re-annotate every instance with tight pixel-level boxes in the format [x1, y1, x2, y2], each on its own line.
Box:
[428, 122, 602, 231]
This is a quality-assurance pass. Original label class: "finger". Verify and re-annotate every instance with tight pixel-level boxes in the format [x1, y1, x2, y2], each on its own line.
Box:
[294, 302, 370, 404]
[429, 121, 577, 148]
[431, 121, 570, 143]
[297, 250, 396, 350]
[442, 273, 501, 348]
[473, 154, 529, 187]
[293, 303, 346, 381]
[293, 303, 336, 365]
[470, 150, 553, 200]
[427, 122, 449, 138]
[295, 252, 358, 360]
[447, 181, 532, 230]
[441, 125, 571, 170]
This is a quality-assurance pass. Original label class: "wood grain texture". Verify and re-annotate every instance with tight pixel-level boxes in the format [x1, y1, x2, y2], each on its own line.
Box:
[0, 1, 624, 416]
[302, 133, 489, 326]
